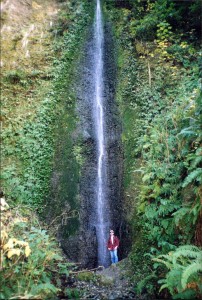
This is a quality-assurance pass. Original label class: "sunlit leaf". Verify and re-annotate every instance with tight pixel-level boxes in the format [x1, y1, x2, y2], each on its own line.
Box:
[7, 249, 21, 258]
[25, 246, 31, 257]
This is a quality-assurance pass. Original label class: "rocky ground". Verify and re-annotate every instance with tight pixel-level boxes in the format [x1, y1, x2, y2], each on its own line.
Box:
[65, 259, 139, 300]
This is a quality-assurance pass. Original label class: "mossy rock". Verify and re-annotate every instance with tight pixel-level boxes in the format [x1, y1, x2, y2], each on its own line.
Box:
[75, 271, 95, 282]
[97, 275, 115, 287]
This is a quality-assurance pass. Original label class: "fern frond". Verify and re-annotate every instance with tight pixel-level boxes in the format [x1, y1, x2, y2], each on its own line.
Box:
[136, 274, 157, 294]
[159, 283, 169, 292]
[173, 250, 202, 265]
[172, 207, 190, 225]
[173, 288, 197, 299]
[174, 245, 200, 252]
[181, 261, 202, 289]
[191, 155, 202, 169]
[152, 257, 173, 269]
[156, 254, 174, 262]
[178, 127, 196, 137]
[182, 168, 202, 187]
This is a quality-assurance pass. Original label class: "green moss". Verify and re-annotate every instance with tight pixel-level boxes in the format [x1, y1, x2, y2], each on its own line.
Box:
[97, 275, 115, 286]
[76, 272, 95, 282]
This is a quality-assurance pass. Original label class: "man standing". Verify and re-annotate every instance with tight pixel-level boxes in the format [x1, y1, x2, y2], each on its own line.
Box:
[107, 229, 120, 264]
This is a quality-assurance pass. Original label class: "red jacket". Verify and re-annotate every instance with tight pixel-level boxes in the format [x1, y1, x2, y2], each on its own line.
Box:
[107, 236, 119, 250]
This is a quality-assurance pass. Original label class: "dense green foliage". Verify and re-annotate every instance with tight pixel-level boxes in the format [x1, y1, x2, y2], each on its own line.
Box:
[1, 0, 201, 298]
[43, 0, 93, 237]
[1, 200, 71, 299]
[153, 245, 202, 299]
[1, 0, 91, 211]
[104, 0, 201, 298]
[1, 0, 92, 298]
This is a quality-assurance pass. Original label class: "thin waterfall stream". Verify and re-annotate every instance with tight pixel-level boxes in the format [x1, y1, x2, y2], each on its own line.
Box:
[94, 0, 108, 267]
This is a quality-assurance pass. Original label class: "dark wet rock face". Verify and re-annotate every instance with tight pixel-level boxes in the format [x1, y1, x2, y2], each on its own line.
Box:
[61, 16, 125, 267]
[49, 9, 127, 267]
[103, 20, 123, 241]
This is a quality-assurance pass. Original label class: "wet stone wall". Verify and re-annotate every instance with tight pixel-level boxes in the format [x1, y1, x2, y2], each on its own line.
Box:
[51, 15, 126, 268]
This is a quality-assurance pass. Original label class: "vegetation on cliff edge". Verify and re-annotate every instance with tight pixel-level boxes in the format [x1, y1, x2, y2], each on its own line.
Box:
[1, 0, 92, 298]
[1, 0, 201, 298]
[104, 0, 202, 298]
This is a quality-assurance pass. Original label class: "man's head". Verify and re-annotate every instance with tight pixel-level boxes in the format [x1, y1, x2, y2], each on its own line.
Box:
[110, 230, 114, 236]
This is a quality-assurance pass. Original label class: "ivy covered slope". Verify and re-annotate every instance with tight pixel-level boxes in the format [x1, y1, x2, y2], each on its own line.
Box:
[104, 0, 202, 299]
[1, 0, 91, 299]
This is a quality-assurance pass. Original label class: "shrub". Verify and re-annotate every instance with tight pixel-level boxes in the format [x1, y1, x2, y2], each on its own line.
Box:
[0, 198, 70, 299]
[153, 245, 202, 299]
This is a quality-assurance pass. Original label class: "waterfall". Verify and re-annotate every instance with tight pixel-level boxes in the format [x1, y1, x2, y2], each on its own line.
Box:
[73, 0, 122, 268]
[48, 0, 124, 269]
[94, 0, 109, 267]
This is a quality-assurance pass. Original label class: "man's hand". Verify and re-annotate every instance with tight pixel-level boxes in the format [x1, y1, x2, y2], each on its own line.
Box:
[114, 246, 117, 250]
[108, 248, 111, 250]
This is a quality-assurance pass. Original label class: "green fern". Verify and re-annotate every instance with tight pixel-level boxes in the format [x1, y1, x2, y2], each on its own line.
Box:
[172, 207, 190, 226]
[155, 254, 174, 262]
[173, 249, 202, 264]
[152, 256, 173, 270]
[154, 245, 202, 298]
[190, 154, 202, 169]
[173, 245, 201, 252]
[173, 288, 198, 299]
[178, 127, 196, 137]
[181, 261, 202, 289]
[135, 274, 157, 294]
[159, 283, 169, 292]
[182, 168, 202, 187]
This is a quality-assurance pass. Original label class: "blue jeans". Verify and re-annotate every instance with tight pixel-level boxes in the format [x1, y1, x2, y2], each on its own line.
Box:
[110, 249, 118, 264]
